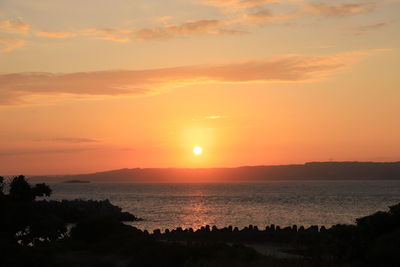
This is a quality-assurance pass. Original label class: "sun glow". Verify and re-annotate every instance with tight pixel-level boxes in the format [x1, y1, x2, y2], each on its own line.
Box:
[193, 146, 203, 155]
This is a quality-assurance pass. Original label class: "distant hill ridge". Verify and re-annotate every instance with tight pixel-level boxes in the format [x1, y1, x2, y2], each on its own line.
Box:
[31, 161, 400, 183]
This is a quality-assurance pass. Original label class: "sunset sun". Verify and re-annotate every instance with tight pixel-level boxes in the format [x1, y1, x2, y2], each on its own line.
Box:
[193, 146, 203, 155]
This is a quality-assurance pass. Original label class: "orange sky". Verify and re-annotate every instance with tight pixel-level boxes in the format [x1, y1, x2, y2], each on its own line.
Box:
[0, 0, 399, 175]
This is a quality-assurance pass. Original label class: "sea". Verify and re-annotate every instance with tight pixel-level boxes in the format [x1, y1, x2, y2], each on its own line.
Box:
[45, 181, 400, 231]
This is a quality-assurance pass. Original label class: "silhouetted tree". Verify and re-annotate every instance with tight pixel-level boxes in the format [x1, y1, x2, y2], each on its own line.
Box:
[9, 175, 51, 201]
[0, 175, 59, 246]
[1, 175, 137, 249]
[9, 175, 35, 201]
[0, 176, 4, 195]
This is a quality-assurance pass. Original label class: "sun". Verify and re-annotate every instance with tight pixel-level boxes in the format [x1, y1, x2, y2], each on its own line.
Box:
[193, 146, 203, 155]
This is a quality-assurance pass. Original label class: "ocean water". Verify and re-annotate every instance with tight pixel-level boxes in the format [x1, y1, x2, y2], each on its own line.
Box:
[45, 181, 400, 231]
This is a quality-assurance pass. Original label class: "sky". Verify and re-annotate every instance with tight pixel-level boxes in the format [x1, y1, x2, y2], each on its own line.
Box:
[0, 0, 399, 175]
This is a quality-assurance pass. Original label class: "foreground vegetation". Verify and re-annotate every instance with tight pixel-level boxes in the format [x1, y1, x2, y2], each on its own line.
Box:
[1, 175, 400, 267]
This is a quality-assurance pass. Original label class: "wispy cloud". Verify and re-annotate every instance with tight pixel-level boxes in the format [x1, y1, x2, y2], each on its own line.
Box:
[82, 28, 133, 42]
[203, 0, 277, 9]
[192, 115, 226, 121]
[0, 18, 30, 33]
[242, 2, 381, 25]
[0, 147, 97, 156]
[79, 18, 246, 43]
[244, 9, 300, 24]
[202, 1, 385, 26]
[0, 36, 25, 52]
[36, 30, 77, 38]
[1, 1, 385, 48]
[0, 18, 28, 52]
[204, 0, 381, 16]
[134, 19, 244, 40]
[0, 50, 378, 105]
[353, 20, 396, 35]
[36, 137, 99, 143]
[306, 3, 377, 17]
[0, 1, 390, 50]
[156, 16, 173, 23]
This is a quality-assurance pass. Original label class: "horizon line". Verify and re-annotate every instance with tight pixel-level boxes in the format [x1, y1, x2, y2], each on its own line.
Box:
[4, 160, 399, 177]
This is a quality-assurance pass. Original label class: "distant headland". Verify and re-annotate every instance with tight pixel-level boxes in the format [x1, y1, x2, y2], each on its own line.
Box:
[63, 179, 90, 184]
[31, 161, 400, 183]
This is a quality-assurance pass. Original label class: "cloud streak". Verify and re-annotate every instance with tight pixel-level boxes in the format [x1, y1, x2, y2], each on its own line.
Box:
[192, 115, 226, 121]
[0, 147, 97, 156]
[26, 1, 386, 45]
[82, 20, 246, 42]
[36, 30, 77, 38]
[306, 3, 377, 17]
[0, 18, 30, 33]
[243, 2, 380, 25]
[134, 19, 245, 40]
[353, 20, 396, 35]
[82, 28, 133, 42]
[0, 36, 25, 52]
[36, 137, 99, 143]
[244, 9, 300, 24]
[0, 50, 376, 105]
[203, 0, 277, 9]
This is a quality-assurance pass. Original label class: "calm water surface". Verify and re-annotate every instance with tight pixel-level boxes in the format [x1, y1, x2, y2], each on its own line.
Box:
[46, 181, 400, 231]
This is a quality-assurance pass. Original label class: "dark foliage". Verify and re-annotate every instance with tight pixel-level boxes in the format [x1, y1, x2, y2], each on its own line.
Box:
[1, 175, 400, 267]
[0, 175, 58, 246]
[0, 175, 138, 247]
[34, 199, 141, 222]
[9, 175, 52, 201]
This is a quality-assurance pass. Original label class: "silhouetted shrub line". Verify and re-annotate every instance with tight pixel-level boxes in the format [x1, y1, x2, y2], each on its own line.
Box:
[2, 175, 400, 267]
[0, 175, 140, 248]
[34, 199, 142, 222]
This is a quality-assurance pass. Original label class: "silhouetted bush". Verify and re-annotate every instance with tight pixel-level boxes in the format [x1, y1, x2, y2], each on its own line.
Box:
[2, 174, 400, 267]
[0, 175, 139, 248]
[34, 199, 141, 223]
